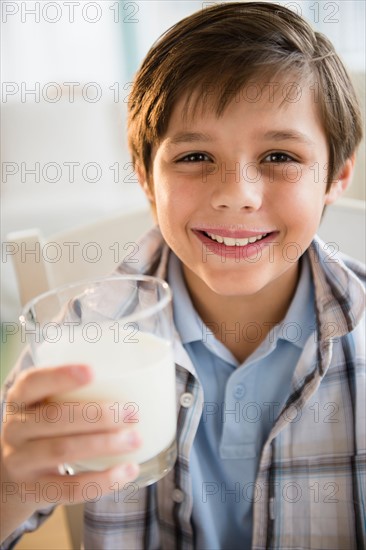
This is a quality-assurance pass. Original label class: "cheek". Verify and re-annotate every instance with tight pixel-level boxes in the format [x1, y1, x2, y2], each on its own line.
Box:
[153, 181, 189, 234]
[269, 183, 326, 244]
[154, 175, 198, 215]
[276, 170, 327, 212]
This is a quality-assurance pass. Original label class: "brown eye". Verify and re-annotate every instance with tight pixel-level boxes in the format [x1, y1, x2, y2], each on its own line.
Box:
[264, 153, 294, 163]
[179, 153, 211, 162]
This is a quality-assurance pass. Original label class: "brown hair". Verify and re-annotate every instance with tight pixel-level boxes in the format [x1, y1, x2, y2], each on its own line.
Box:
[127, 1, 363, 189]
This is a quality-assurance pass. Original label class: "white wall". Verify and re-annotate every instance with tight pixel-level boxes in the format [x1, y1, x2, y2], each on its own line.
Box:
[1, 1, 148, 321]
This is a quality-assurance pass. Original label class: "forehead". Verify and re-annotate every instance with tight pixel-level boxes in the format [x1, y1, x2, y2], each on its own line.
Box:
[164, 76, 323, 136]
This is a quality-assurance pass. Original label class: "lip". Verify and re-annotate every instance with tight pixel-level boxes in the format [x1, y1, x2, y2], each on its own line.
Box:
[192, 229, 279, 259]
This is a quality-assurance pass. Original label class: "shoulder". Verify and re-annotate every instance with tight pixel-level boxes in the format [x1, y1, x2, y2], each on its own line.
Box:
[307, 237, 365, 340]
[310, 235, 366, 290]
[338, 252, 366, 288]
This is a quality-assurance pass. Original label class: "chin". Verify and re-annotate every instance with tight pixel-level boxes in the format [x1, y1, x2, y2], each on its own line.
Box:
[199, 270, 269, 297]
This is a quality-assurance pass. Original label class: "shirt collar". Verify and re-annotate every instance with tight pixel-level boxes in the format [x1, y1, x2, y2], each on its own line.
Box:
[308, 235, 365, 337]
[167, 251, 204, 344]
[276, 253, 315, 349]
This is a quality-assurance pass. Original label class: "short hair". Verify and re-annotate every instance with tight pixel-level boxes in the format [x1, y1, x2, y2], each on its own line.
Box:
[127, 1, 363, 189]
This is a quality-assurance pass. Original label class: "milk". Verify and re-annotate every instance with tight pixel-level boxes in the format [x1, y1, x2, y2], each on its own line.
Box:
[36, 324, 176, 471]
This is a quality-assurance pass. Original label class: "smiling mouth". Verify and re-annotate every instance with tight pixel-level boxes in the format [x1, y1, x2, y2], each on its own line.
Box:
[201, 230, 270, 247]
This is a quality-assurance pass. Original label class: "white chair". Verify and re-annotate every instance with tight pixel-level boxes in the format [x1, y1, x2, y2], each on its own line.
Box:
[7, 207, 154, 307]
[5, 206, 153, 550]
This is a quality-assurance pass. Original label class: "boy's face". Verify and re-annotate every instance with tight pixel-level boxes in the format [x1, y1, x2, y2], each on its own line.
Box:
[140, 79, 352, 300]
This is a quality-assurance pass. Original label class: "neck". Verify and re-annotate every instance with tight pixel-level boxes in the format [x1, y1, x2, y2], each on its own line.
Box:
[182, 263, 300, 363]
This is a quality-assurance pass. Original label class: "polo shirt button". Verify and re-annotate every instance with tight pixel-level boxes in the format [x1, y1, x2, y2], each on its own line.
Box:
[233, 384, 245, 399]
[172, 488, 185, 503]
[180, 392, 194, 407]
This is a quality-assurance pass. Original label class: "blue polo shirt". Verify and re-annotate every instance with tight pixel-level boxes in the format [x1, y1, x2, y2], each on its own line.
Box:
[167, 252, 316, 549]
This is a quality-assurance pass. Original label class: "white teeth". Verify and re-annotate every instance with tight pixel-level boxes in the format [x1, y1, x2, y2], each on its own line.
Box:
[206, 232, 267, 246]
[225, 237, 236, 246]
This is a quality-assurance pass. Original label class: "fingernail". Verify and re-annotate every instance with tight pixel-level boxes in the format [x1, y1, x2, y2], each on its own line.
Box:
[116, 463, 139, 481]
[71, 365, 92, 383]
[117, 429, 141, 450]
[125, 430, 142, 448]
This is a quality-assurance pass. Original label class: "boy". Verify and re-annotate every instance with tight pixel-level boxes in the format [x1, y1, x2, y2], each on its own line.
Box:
[1, 2, 365, 549]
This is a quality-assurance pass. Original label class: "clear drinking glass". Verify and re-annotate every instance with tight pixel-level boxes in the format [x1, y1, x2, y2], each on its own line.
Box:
[20, 275, 176, 487]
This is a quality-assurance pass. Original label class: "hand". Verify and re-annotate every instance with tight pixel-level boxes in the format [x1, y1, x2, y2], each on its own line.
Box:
[1, 364, 141, 512]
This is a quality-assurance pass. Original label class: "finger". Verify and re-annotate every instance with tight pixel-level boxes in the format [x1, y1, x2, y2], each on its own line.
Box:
[59, 462, 140, 504]
[6, 429, 142, 477]
[8, 364, 93, 405]
[5, 401, 137, 444]
[3, 464, 140, 508]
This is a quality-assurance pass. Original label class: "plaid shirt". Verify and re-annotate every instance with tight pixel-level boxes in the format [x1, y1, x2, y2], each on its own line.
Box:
[2, 226, 366, 549]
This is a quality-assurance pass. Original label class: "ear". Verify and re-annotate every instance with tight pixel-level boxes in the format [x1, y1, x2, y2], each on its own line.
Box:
[324, 155, 355, 205]
[135, 162, 155, 205]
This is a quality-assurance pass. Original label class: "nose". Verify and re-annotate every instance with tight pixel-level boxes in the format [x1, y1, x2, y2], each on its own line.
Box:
[210, 161, 263, 211]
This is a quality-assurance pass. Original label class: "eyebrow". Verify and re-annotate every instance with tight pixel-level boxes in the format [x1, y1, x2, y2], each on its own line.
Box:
[165, 132, 215, 146]
[164, 129, 315, 148]
[261, 130, 315, 147]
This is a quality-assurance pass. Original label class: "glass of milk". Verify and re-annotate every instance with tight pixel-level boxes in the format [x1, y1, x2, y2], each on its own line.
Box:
[20, 275, 176, 487]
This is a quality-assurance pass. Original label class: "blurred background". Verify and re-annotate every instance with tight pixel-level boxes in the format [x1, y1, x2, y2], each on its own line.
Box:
[1, 0, 365, 348]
